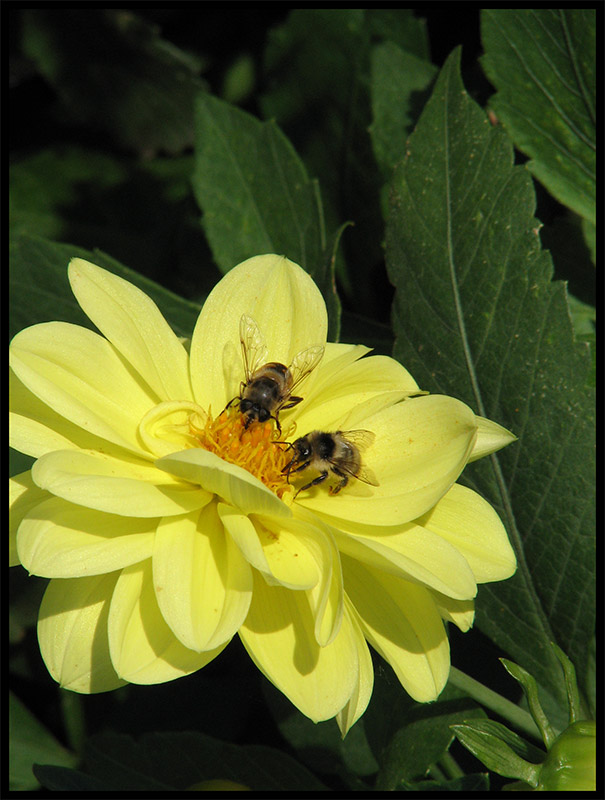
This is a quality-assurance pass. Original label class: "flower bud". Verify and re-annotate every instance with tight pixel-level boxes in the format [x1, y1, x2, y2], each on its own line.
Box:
[537, 720, 596, 791]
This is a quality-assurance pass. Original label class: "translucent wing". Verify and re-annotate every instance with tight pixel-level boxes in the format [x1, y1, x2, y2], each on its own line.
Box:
[288, 345, 325, 393]
[338, 430, 378, 486]
[339, 430, 376, 452]
[239, 314, 268, 382]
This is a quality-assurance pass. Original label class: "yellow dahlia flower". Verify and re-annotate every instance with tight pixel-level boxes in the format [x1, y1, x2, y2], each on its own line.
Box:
[9, 254, 516, 735]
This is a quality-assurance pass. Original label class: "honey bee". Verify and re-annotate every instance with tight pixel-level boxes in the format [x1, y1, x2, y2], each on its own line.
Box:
[226, 314, 324, 433]
[283, 430, 378, 497]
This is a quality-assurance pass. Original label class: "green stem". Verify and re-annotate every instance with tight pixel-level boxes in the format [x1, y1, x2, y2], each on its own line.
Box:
[440, 750, 465, 780]
[449, 666, 542, 742]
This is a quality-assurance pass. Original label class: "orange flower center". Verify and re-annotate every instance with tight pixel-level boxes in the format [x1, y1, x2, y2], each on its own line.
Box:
[190, 409, 292, 499]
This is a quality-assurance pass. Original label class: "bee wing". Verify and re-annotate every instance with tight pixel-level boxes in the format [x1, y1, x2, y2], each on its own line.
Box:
[340, 430, 376, 452]
[341, 430, 378, 486]
[354, 464, 379, 486]
[288, 345, 325, 393]
[327, 456, 379, 487]
[240, 314, 268, 381]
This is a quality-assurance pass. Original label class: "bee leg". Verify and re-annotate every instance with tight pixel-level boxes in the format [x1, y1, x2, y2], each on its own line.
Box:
[222, 396, 237, 415]
[294, 471, 328, 499]
[280, 396, 303, 411]
[283, 458, 312, 477]
[328, 467, 349, 495]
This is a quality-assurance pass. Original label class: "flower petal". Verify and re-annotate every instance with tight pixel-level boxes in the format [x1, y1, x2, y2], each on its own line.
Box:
[108, 560, 225, 684]
[32, 449, 212, 517]
[68, 259, 192, 402]
[343, 555, 450, 702]
[239, 571, 361, 722]
[157, 448, 290, 518]
[428, 588, 475, 632]
[9, 471, 49, 567]
[219, 506, 318, 590]
[10, 322, 156, 456]
[38, 573, 126, 693]
[418, 484, 517, 582]
[296, 352, 421, 431]
[297, 394, 477, 525]
[190, 254, 328, 410]
[10, 369, 114, 459]
[332, 523, 477, 600]
[260, 514, 344, 645]
[336, 599, 374, 737]
[17, 497, 155, 578]
[469, 416, 517, 461]
[152, 504, 252, 651]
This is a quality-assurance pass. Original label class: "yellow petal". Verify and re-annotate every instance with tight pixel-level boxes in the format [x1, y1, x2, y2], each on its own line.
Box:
[219, 507, 321, 591]
[239, 571, 360, 722]
[332, 523, 477, 600]
[260, 514, 343, 645]
[157, 448, 290, 517]
[190, 254, 327, 411]
[343, 556, 450, 702]
[32, 449, 211, 517]
[152, 504, 252, 651]
[108, 560, 225, 684]
[469, 416, 517, 462]
[9, 471, 48, 567]
[68, 258, 192, 402]
[218, 504, 273, 574]
[10, 322, 156, 456]
[10, 369, 112, 458]
[255, 516, 320, 590]
[428, 588, 475, 632]
[297, 394, 477, 525]
[418, 484, 517, 582]
[17, 497, 155, 578]
[297, 352, 421, 431]
[38, 573, 126, 693]
[336, 599, 374, 737]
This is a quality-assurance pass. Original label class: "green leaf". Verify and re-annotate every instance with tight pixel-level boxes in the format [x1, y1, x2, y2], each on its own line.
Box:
[374, 698, 485, 790]
[451, 721, 542, 786]
[455, 719, 545, 764]
[192, 92, 326, 279]
[370, 41, 438, 178]
[21, 9, 205, 155]
[9, 233, 202, 342]
[481, 9, 596, 224]
[500, 660, 557, 746]
[386, 49, 594, 724]
[9, 691, 76, 791]
[37, 731, 328, 791]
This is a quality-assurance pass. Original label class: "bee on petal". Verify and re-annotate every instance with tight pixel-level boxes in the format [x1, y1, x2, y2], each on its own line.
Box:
[226, 314, 324, 433]
[283, 429, 378, 498]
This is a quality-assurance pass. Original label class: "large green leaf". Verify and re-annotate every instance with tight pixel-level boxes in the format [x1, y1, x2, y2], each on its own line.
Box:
[481, 9, 596, 225]
[370, 42, 437, 179]
[192, 91, 326, 275]
[192, 91, 341, 339]
[385, 50, 594, 720]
